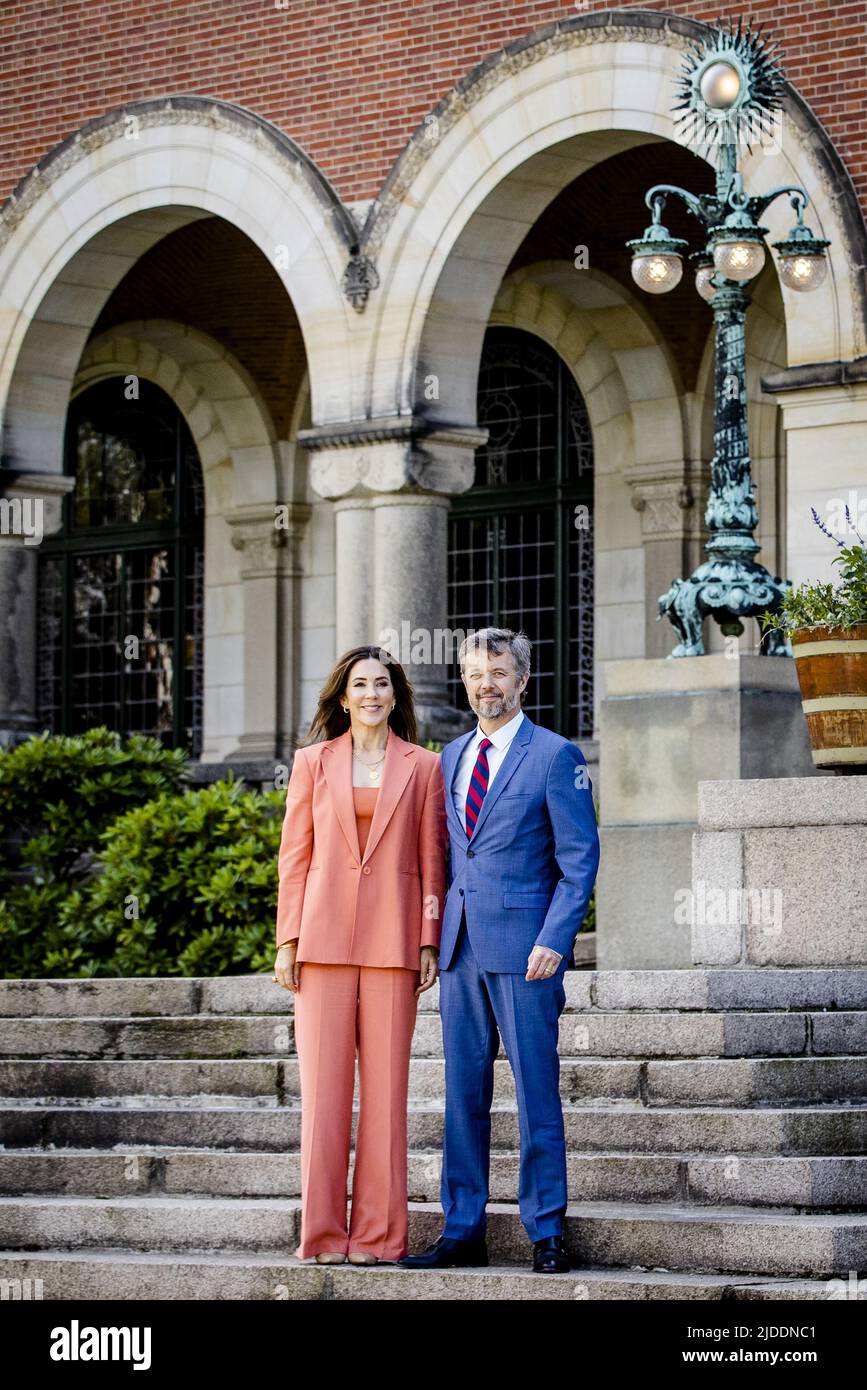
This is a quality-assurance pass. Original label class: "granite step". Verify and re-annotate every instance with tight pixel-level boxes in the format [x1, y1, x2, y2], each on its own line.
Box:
[0, 1249, 843, 1301]
[2, 969, 863, 1298]
[0, 1195, 865, 1277]
[1, 1101, 865, 1153]
[1, 969, 864, 1018]
[2, 1147, 865, 1208]
[3, 1054, 865, 1106]
[2, 1010, 863, 1059]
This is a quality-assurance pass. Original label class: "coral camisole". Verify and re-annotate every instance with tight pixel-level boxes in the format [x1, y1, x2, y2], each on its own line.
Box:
[352, 785, 379, 858]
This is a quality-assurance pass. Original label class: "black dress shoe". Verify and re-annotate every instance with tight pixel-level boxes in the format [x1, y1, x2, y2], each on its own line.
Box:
[398, 1234, 488, 1269]
[533, 1235, 570, 1273]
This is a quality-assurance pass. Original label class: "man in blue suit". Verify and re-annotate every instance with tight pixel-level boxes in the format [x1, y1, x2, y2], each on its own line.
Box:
[400, 627, 600, 1274]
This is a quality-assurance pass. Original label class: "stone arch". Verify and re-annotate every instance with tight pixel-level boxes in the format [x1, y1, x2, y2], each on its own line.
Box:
[351, 10, 865, 428]
[74, 319, 279, 478]
[0, 96, 357, 477]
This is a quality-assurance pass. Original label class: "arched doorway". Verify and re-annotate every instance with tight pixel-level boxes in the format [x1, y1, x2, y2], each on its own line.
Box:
[447, 326, 594, 737]
[36, 378, 205, 755]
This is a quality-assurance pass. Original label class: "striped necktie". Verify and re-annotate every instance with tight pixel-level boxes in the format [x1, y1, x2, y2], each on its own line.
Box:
[465, 737, 493, 839]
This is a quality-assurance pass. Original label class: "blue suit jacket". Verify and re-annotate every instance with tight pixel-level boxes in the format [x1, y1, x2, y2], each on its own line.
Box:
[438, 714, 600, 972]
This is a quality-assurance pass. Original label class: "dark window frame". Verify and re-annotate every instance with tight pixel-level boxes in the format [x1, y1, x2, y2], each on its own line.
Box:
[37, 377, 205, 757]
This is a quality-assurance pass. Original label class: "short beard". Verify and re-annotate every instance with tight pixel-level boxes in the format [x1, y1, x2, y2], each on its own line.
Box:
[469, 687, 521, 720]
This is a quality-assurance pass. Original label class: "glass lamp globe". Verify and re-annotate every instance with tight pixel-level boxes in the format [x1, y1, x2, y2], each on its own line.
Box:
[713, 238, 766, 282]
[700, 61, 741, 109]
[695, 264, 717, 302]
[631, 253, 683, 294]
[778, 253, 827, 293]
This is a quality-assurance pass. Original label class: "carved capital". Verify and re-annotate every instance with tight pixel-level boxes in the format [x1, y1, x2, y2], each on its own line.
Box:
[301, 419, 487, 500]
[226, 504, 310, 576]
[625, 462, 710, 541]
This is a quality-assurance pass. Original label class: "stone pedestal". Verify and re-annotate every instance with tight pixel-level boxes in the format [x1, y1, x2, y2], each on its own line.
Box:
[692, 776, 867, 968]
[596, 653, 826, 970]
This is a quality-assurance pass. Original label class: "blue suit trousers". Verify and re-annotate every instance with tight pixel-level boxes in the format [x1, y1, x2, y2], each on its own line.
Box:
[439, 911, 569, 1244]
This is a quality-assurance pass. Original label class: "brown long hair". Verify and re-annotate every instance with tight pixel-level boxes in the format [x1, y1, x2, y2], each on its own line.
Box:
[302, 645, 419, 745]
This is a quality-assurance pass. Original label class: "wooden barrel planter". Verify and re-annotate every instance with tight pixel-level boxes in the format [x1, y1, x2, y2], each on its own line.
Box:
[790, 622, 867, 770]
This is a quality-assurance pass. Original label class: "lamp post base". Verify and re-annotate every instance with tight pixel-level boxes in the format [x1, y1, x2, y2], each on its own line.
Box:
[658, 554, 792, 657]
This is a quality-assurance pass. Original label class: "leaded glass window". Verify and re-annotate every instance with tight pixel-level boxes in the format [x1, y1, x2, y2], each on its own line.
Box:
[36, 377, 204, 756]
[448, 327, 594, 738]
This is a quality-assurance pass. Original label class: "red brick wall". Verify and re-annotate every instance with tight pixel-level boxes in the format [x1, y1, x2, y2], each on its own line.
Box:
[1, 1, 865, 212]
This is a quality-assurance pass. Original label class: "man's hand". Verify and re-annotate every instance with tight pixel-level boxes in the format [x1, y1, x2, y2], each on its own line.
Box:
[416, 946, 439, 998]
[273, 941, 300, 993]
[526, 944, 562, 982]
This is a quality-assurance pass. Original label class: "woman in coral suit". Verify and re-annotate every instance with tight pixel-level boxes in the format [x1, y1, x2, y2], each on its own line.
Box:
[273, 644, 447, 1264]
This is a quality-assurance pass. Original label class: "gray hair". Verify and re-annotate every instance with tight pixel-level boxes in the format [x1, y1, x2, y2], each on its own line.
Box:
[458, 627, 532, 686]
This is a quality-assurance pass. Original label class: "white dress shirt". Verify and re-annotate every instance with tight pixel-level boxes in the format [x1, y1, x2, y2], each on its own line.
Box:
[453, 707, 525, 824]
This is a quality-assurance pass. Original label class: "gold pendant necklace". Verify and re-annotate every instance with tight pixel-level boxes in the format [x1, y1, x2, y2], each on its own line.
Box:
[353, 746, 386, 783]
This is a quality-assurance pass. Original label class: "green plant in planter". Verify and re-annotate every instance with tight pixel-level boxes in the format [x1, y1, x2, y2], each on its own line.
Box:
[760, 506, 867, 635]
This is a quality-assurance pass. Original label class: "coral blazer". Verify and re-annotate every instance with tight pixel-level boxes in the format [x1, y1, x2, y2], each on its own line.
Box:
[275, 726, 448, 969]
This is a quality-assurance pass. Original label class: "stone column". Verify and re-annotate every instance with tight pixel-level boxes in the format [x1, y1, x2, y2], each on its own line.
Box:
[371, 491, 451, 722]
[625, 460, 709, 658]
[0, 471, 74, 746]
[334, 498, 373, 653]
[300, 418, 487, 743]
[224, 503, 309, 763]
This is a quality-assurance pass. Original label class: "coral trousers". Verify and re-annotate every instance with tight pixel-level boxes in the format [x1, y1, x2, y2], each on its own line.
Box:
[293, 960, 419, 1260]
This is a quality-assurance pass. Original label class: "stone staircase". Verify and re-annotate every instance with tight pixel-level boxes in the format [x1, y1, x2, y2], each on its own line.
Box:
[1, 966, 866, 1300]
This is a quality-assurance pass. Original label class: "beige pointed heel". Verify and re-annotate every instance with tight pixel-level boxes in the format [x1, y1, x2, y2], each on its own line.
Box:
[315, 1252, 346, 1264]
[347, 1252, 378, 1265]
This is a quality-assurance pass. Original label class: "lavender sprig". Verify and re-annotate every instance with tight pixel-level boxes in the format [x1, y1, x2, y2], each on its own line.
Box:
[811, 507, 845, 548]
[843, 505, 867, 547]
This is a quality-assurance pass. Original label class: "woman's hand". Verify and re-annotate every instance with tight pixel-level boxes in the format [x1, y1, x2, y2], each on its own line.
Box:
[273, 941, 301, 993]
[416, 945, 439, 998]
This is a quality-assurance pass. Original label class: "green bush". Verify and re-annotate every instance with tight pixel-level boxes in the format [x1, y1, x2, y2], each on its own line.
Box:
[0, 729, 190, 976]
[49, 778, 286, 978]
[580, 887, 596, 936]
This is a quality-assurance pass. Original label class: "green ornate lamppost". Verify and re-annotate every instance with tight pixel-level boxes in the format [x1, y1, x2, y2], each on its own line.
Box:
[626, 18, 831, 657]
